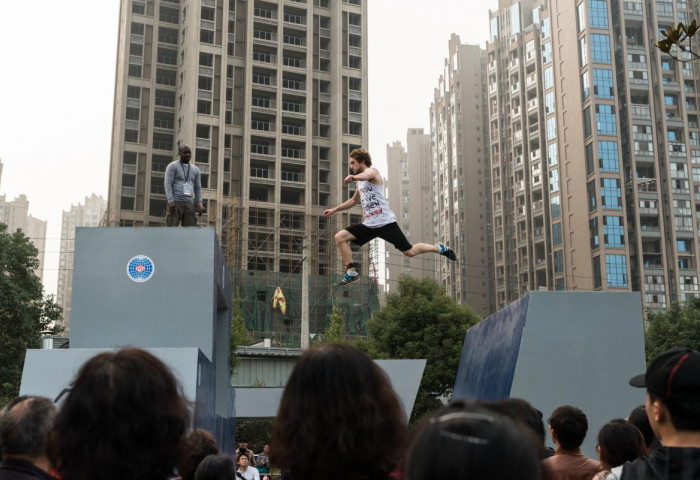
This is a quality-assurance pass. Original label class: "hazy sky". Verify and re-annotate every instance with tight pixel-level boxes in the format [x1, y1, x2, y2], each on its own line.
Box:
[0, 1, 494, 296]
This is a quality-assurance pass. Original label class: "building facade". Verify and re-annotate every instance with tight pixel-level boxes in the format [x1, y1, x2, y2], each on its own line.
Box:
[487, 0, 700, 312]
[430, 35, 493, 316]
[105, 0, 368, 346]
[56, 194, 107, 334]
[384, 129, 436, 293]
[0, 160, 47, 281]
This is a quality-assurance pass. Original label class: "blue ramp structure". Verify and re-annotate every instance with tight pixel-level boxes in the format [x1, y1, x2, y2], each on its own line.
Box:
[20, 227, 235, 453]
[453, 291, 646, 457]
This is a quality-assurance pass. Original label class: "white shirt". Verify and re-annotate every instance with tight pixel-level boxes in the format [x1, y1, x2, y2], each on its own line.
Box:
[237, 466, 260, 480]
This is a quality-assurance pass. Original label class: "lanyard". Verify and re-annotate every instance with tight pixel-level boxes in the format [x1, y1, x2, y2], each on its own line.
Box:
[180, 162, 190, 182]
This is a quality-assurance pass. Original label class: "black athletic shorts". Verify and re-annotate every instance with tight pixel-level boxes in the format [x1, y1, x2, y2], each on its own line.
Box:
[346, 222, 412, 252]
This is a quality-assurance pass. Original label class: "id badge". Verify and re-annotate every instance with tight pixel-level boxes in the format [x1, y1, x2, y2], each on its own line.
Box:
[183, 181, 193, 197]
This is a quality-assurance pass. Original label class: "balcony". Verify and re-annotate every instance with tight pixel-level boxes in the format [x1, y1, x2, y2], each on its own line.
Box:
[630, 104, 651, 120]
[527, 98, 538, 111]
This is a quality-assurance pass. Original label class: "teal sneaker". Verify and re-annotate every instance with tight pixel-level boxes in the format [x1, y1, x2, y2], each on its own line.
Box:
[437, 243, 457, 261]
[338, 272, 360, 286]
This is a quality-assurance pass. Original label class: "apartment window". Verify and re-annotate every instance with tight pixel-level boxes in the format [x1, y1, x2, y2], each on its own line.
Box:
[596, 104, 616, 135]
[349, 77, 361, 91]
[581, 72, 590, 101]
[553, 222, 563, 246]
[590, 217, 599, 249]
[601, 178, 622, 209]
[544, 67, 553, 89]
[588, 0, 609, 28]
[542, 42, 552, 64]
[550, 169, 560, 193]
[201, 6, 215, 20]
[585, 143, 595, 175]
[554, 250, 564, 274]
[577, 2, 586, 32]
[548, 143, 558, 166]
[603, 216, 625, 247]
[606, 254, 628, 287]
[592, 256, 602, 289]
[579, 37, 588, 68]
[551, 195, 561, 218]
[132, 1, 145, 14]
[546, 118, 557, 141]
[598, 141, 619, 172]
[593, 69, 614, 98]
[199, 52, 214, 67]
[583, 106, 592, 138]
[587, 180, 597, 211]
[200, 30, 214, 44]
[590, 34, 611, 63]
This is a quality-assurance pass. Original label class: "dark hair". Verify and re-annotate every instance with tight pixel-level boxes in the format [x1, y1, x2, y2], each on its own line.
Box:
[486, 398, 546, 446]
[270, 343, 406, 480]
[0, 396, 57, 456]
[548, 405, 588, 450]
[627, 405, 657, 450]
[597, 419, 645, 469]
[49, 348, 190, 480]
[349, 148, 372, 167]
[178, 429, 219, 480]
[648, 392, 700, 432]
[405, 400, 540, 480]
[194, 455, 235, 480]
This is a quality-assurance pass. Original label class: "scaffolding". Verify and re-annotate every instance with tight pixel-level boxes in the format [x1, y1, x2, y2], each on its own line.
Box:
[226, 207, 380, 347]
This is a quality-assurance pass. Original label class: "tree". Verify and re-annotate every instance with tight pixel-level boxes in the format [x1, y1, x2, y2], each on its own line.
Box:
[0, 223, 62, 407]
[230, 291, 251, 374]
[357, 276, 481, 423]
[645, 297, 700, 363]
[319, 305, 347, 344]
[657, 21, 700, 61]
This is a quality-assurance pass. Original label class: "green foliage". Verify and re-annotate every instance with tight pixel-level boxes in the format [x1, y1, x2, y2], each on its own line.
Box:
[0, 224, 62, 407]
[657, 21, 700, 61]
[357, 276, 480, 424]
[235, 418, 273, 453]
[321, 305, 347, 344]
[645, 297, 700, 363]
[230, 292, 251, 374]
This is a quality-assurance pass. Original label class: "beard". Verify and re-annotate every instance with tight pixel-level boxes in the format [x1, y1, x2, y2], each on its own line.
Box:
[180, 157, 191, 163]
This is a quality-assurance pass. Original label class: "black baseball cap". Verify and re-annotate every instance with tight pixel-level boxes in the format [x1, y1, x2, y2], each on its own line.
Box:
[629, 348, 700, 401]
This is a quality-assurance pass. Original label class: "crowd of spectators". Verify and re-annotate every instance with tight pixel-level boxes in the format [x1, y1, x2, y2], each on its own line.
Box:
[0, 345, 698, 480]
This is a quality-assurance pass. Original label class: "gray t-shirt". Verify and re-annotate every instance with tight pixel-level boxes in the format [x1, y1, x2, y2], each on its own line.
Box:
[165, 160, 202, 204]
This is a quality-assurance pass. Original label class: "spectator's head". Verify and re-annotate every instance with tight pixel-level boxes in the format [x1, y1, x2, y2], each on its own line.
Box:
[349, 148, 372, 167]
[195, 455, 235, 480]
[50, 348, 190, 480]
[0, 396, 57, 463]
[237, 454, 250, 468]
[548, 405, 589, 451]
[262, 444, 269, 454]
[178, 429, 219, 480]
[271, 343, 406, 480]
[629, 348, 700, 437]
[627, 405, 658, 451]
[487, 397, 546, 446]
[596, 419, 645, 470]
[404, 400, 541, 480]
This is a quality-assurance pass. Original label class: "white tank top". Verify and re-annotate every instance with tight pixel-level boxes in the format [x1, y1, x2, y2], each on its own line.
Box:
[358, 168, 397, 227]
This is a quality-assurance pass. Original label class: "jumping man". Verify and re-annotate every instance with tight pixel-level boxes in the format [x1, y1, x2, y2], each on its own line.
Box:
[323, 148, 456, 286]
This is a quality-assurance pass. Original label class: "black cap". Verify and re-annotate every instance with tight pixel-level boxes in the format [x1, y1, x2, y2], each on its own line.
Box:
[629, 348, 700, 401]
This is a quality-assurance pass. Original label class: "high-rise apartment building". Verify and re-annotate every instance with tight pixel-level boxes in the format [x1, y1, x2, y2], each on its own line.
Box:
[0, 160, 47, 281]
[430, 35, 493, 316]
[487, 0, 700, 312]
[56, 194, 107, 335]
[384, 129, 435, 293]
[105, 0, 369, 345]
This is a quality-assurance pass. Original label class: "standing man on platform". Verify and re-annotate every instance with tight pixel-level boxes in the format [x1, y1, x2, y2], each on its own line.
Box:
[165, 144, 204, 227]
[323, 148, 456, 286]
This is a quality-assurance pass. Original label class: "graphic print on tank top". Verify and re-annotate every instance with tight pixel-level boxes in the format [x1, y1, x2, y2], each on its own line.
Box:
[357, 169, 397, 227]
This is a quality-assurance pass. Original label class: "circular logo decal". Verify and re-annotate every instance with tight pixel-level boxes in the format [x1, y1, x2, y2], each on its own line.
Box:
[126, 255, 155, 282]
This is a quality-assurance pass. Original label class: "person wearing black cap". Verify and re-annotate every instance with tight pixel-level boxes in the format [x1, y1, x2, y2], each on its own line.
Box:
[606, 347, 700, 480]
